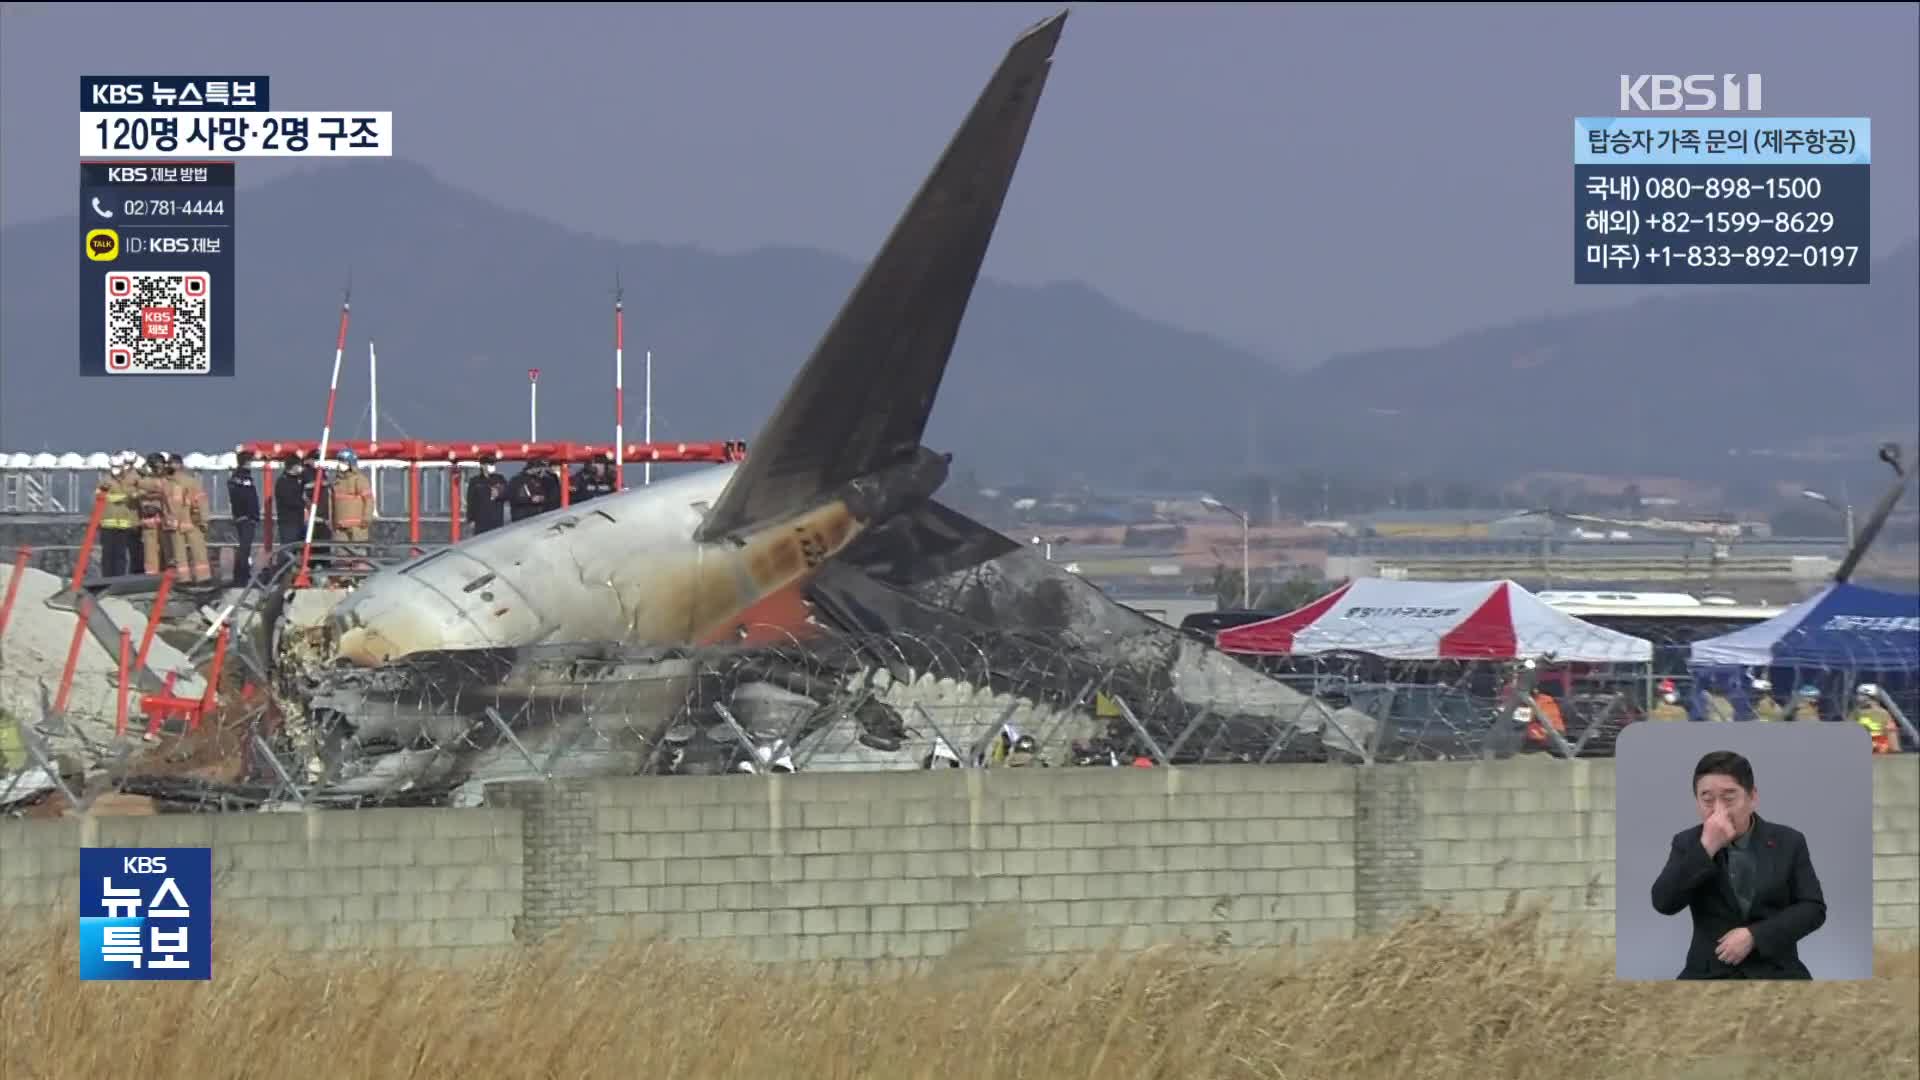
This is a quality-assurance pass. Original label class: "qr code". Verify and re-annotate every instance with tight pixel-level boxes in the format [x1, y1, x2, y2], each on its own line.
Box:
[104, 271, 211, 374]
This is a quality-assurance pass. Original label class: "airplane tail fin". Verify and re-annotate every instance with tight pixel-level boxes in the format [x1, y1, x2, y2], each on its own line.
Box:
[694, 10, 1068, 543]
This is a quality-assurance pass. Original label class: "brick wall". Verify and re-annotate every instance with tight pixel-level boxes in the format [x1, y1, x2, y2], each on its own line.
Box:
[493, 780, 594, 941]
[2, 756, 1914, 964]
[0, 807, 522, 965]
[1873, 752, 1919, 943]
[1353, 764, 1422, 934]
[585, 767, 1357, 964]
[1416, 758, 1616, 941]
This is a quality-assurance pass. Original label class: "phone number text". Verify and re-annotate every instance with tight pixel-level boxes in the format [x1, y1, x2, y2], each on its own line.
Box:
[1582, 175, 1825, 202]
[1584, 244, 1861, 271]
[1584, 210, 1836, 238]
[117, 199, 227, 218]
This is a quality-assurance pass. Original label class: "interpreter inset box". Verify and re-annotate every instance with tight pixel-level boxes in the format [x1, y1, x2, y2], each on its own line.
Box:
[1614, 721, 1873, 981]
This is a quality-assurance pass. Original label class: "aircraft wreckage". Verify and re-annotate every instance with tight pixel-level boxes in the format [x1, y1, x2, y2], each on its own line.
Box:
[235, 9, 1378, 805]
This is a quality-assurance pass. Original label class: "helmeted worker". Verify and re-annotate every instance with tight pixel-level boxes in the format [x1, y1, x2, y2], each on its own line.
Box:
[1004, 733, 1041, 767]
[465, 454, 509, 534]
[979, 723, 1022, 767]
[508, 460, 550, 522]
[1523, 688, 1569, 749]
[136, 452, 173, 575]
[328, 448, 376, 570]
[165, 452, 212, 582]
[95, 452, 141, 578]
[1791, 685, 1823, 722]
[1853, 684, 1898, 754]
[1648, 679, 1690, 722]
[1748, 675, 1784, 722]
[227, 450, 261, 586]
[182, 453, 214, 580]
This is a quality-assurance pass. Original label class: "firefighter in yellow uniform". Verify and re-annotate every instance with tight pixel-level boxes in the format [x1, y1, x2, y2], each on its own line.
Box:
[1853, 684, 1899, 754]
[1791, 686, 1823, 722]
[1647, 679, 1690, 722]
[328, 448, 376, 571]
[136, 453, 172, 575]
[95, 452, 141, 578]
[184, 452, 215, 581]
[1748, 676, 1784, 722]
[166, 453, 212, 582]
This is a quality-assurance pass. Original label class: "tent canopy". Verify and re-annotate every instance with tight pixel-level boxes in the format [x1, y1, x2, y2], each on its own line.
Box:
[1689, 582, 1920, 673]
[1214, 577, 1653, 663]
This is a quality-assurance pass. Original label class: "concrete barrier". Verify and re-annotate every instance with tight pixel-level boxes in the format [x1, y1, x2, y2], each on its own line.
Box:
[3, 756, 1914, 967]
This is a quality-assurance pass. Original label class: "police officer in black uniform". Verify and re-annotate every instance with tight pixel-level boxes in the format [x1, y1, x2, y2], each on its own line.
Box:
[507, 459, 550, 522]
[227, 450, 261, 585]
[465, 453, 509, 535]
[571, 453, 617, 502]
[273, 453, 308, 559]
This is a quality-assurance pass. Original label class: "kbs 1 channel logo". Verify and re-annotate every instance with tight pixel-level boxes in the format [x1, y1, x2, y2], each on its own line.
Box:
[78, 848, 212, 981]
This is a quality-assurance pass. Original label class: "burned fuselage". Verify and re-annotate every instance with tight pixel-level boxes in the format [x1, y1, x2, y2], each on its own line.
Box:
[256, 10, 1372, 799]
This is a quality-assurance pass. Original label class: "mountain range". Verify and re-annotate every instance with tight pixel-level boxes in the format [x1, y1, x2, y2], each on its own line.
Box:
[2, 158, 1913, 494]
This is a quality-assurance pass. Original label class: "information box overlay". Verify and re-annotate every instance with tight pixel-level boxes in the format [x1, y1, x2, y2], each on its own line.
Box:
[1575, 117, 1870, 285]
[78, 162, 235, 377]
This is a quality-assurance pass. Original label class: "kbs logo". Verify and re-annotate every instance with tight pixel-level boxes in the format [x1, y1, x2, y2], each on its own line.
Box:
[1619, 74, 1763, 112]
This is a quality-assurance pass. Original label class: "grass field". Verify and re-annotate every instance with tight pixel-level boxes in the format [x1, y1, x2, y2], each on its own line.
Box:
[2, 904, 1914, 1079]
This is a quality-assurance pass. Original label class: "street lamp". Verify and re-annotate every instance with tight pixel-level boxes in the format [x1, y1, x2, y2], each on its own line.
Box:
[1800, 489, 1855, 548]
[1200, 496, 1250, 609]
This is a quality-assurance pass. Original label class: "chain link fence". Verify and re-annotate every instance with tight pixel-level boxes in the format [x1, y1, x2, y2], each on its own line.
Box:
[3, 544, 1914, 815]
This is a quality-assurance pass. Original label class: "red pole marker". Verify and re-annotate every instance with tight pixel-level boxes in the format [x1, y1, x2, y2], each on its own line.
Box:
[295, 289, 351, 588]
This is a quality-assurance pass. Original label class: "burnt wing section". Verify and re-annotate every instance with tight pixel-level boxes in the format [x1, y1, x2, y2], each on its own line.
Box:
[828, 498, 1024, 590]
[694, 11, 1068, 543]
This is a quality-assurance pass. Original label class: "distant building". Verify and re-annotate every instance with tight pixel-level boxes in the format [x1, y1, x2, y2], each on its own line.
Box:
[1351, 509, 1512, 539]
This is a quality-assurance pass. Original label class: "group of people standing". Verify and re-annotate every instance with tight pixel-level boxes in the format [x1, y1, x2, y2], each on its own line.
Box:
[461, 453, 619, 535]
[92, 448, 377, 587]
[1645, 676, 1903, 752]
[256, 448, 378, 580]
[93, 451, 214, 583]
[90, 449, 622, 588]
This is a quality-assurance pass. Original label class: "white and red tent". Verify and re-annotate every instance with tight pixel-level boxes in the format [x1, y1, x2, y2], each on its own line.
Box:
[1214, 577, 1652, 663]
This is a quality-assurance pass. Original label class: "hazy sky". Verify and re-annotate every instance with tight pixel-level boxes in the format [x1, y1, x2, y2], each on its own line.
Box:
[3, 2, 1915, 365]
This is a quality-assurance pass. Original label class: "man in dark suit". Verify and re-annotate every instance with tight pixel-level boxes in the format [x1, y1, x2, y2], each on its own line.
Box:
[1650, 749, 1826, 979]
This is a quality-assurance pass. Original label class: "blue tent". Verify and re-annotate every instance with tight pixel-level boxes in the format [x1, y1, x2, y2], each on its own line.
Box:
[1690, 582, 1920, 672]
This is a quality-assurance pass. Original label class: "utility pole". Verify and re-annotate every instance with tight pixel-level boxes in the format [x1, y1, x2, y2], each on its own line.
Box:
[1202, 497, 1251, 608]
[1801, 488, 1855, 548]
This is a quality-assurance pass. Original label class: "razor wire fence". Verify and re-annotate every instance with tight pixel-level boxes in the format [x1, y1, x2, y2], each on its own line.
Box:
[3, 578, 1915, 814]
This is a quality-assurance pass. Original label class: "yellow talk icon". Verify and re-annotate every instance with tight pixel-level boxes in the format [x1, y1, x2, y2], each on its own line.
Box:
[86, 228, 120, 262]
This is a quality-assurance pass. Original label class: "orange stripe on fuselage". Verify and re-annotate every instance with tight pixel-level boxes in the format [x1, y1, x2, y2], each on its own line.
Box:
[696, 582, 825, 648]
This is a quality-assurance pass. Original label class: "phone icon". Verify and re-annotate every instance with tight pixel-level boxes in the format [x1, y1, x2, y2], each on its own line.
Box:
[91, 196, 114, 219]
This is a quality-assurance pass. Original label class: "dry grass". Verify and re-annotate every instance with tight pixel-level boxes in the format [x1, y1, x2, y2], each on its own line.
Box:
[1, 904, 1914, 1079]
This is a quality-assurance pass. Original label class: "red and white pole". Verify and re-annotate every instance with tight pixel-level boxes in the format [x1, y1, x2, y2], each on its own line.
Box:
[529, 368, 540, 442]
[294, 289, 350, 588]
[615, 282, 626, 491]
